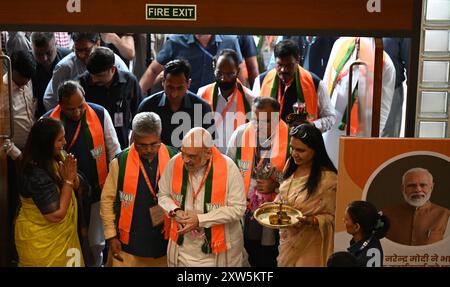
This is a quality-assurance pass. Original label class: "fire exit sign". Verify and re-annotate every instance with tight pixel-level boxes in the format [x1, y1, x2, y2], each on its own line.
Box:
[146, 4, 197, 21]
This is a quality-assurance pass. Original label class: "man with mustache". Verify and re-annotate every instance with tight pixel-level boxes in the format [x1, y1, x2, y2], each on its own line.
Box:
[382, 167, 450, 246]
[139, 34, 245, 95]
[252, 39, 335, 132]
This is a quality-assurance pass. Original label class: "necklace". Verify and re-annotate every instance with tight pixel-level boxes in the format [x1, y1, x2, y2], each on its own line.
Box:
[285, 167, 309, 206]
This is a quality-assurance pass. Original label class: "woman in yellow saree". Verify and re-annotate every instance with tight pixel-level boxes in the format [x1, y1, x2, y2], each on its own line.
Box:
[276, 123, 337, 267]
[15, 118, 84, 267]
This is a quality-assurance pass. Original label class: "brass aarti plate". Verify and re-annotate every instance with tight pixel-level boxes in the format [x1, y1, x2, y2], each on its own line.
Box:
[254, 202, 303, 229]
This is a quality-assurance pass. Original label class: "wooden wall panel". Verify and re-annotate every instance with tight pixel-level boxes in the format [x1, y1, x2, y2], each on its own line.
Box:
[0, 0, 415, 34]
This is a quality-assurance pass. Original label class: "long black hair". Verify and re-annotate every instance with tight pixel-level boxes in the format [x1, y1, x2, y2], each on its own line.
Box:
[346, 200, 390, 240]
[283, 123, 336, 197]
[21, 118, 64, 183]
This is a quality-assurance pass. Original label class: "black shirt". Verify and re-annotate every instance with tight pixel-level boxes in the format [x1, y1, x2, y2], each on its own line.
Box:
[31, 47, 71, 117]
[259, 71, 321, 122]
[137, 91, 215, 148]
[348, 236, 384, 267]
[78, 70, 142, 149]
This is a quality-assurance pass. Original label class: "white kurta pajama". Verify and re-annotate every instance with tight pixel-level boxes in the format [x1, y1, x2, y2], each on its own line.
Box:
[197, 84, 255, 154]
[322, 37, 396, 168]
[158, 154, 246, 267]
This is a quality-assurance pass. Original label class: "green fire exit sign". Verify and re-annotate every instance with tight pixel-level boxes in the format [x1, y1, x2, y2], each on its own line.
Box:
[146, 4, 197, 21]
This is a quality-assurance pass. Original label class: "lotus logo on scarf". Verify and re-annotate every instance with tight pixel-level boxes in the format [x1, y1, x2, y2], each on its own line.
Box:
[90, 145, 103, 159]
[119, 191, 134, 208]
[237, 160, 250, 176]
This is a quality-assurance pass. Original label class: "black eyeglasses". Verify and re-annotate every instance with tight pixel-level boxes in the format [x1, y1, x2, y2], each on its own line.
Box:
[134, 142, 162, 150]
[289, 124, 308, 139]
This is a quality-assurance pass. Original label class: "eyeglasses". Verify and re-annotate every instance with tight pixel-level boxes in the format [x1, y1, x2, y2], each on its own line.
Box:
[289, 124, 308, 139]
[134, 142, 162, 150]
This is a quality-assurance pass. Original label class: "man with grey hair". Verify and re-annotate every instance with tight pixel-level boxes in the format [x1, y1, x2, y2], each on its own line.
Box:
[100, 112, 178, 266]
[158, 127, 246, 266]
[382, 167, 450, 246]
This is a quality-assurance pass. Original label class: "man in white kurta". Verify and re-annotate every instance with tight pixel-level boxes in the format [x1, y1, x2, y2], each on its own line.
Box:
[322, 37, 396, 168]
[197, 49, 255, 154]
[158, 127, 246, 266]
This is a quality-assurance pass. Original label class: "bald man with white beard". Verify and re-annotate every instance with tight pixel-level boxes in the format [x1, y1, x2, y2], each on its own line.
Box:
[382, 168, 450, 246]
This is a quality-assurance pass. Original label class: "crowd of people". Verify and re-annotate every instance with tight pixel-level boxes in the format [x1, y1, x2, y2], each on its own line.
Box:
[2, 32, 438, 267]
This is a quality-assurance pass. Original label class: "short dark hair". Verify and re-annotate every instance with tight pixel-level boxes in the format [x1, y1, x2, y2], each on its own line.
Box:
[31, 32, 55, 47]
[11, 50, 36, 78]
[252, 96, 280, 112]
[163, 59, 191, 80]
[212, 48, 239, 69]
[274, 39, 300, 59]
[86, 46, 115, 74]
[72, 32, 100, 43]
[57, 80, 85, 103]
[327, 252, 358, 267]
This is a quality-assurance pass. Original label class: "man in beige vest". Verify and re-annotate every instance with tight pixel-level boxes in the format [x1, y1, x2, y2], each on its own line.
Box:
[382, 167, 450, 246]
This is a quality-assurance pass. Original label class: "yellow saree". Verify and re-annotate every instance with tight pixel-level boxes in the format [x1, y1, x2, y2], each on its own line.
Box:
[15, 190, 84, 267]
[277, 170, 337, 267]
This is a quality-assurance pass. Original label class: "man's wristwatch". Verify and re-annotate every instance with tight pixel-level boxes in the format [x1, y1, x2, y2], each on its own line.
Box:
[169, 208, 182, 218]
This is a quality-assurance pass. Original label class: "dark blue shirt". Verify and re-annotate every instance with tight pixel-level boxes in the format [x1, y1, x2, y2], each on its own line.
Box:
[383, 38, 410, 87]
[137, 91, 215, 148]
[238, 35, 257, 58]
[156, 34, 243, 93]
[348, 236, 384, 267]
[32, 47, 71, 117]
[78, 70, 142, 149]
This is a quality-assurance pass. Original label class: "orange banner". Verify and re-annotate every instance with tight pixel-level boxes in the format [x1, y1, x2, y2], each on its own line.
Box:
[335, 137, 450, 267]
